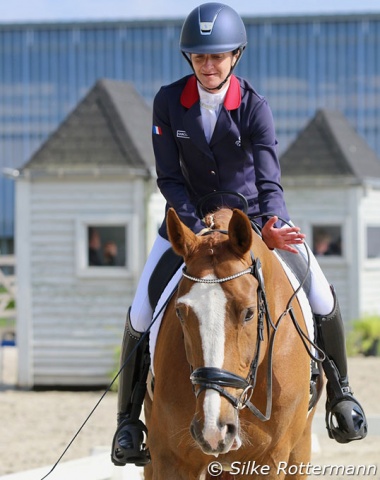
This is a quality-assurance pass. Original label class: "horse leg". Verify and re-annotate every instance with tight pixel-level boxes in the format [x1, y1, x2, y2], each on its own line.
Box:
[284, 423, 313, 480]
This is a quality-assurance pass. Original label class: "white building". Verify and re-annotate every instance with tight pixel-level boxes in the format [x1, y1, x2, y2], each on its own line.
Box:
[281, 109, 380, 323]
[15, 79, 158, 387]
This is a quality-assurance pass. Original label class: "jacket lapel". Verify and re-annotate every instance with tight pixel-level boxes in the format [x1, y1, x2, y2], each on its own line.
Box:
[210, 75, 241, 146]
[183, 104, 214, 158]
[209, 107, 232, 146]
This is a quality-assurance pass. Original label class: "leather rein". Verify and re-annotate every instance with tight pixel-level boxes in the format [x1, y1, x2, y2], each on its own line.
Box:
[182, 229, 324, 422]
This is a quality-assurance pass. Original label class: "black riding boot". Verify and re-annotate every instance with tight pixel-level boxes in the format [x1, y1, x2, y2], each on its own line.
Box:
[314, 287, 368, 444]
[111, 309, 151, 466]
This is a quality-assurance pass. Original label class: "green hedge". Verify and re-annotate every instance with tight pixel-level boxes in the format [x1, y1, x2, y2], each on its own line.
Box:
[347, 315, 380, 356]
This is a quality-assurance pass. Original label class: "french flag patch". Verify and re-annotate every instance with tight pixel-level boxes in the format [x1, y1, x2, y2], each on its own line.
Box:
[152, 125, 162, 135]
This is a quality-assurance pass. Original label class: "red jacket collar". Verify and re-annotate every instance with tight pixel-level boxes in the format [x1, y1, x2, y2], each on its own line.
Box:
[180, 75, 241, 110]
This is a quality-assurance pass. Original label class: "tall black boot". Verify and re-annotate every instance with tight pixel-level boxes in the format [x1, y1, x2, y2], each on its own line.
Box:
[314, 287, 368, 444]
[111, 309, 151, 466]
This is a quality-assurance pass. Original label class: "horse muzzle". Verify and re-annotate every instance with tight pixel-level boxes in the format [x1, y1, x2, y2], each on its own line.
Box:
[190, 399, 241, 455]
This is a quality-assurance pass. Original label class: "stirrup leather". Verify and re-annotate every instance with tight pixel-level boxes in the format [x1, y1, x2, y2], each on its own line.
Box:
[111, 418, 151, 466]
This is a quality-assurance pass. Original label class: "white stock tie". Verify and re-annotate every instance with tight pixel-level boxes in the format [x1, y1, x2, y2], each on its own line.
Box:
[198, 83, 228, 143]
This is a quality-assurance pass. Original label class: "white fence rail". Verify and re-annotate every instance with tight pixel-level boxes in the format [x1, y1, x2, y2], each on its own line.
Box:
[0, 255, 16, 320]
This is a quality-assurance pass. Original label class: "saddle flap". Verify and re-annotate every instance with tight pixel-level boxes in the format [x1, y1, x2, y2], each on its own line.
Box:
[148, 248, 183, 310]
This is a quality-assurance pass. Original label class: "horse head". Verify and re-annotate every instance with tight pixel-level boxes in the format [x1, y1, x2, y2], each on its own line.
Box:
[166, 207, 266, 456]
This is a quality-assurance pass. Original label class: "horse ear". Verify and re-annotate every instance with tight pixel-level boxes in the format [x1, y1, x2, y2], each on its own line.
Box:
[166, 208, 197, 258]
[228, 209, 252, 256]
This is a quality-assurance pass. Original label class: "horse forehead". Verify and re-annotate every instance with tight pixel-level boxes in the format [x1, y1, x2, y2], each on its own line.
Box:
[177, 276, 227, 313]
[178, 276, 227, 367]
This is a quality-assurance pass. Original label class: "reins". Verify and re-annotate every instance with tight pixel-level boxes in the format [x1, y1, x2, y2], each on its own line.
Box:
[252, 214, 326, 364]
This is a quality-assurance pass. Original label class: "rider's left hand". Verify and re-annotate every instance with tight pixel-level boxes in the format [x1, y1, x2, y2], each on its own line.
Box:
[262, 216, 305, 254]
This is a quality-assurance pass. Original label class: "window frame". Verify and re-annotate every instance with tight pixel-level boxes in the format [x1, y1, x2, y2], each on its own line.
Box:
[308, 218, 347, 265]
[311, 223, 343, 258]
[365, 224, 380, 263]
[75, 214, 138, 278]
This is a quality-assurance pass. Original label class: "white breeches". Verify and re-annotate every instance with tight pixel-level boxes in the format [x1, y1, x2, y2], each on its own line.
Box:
[130, 235, 172, 332]
[295, 242, 334, 315]
[130, 234, 334, 333]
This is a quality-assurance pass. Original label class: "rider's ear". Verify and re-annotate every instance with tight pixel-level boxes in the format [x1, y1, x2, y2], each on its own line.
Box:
[167, 208, 197, 258]
[228, 209, 252, 256]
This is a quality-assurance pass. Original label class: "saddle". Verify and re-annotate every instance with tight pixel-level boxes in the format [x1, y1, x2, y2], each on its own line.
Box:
[251, 220, 312, 296]
[148, 248, 183, 311]
[275, 248, 311, 297]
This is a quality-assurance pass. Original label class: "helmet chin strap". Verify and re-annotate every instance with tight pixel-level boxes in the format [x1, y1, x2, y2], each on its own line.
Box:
[182, 47, 245, 92]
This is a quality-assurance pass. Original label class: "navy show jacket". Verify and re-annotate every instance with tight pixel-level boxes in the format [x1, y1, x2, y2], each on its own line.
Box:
[152, 74, 290, 239]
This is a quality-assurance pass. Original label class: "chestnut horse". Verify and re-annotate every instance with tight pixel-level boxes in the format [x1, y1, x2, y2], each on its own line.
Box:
[144, 207, 322, 480]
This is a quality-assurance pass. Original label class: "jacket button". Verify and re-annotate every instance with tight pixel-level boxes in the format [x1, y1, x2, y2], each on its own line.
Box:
[210, 170, 216, 175]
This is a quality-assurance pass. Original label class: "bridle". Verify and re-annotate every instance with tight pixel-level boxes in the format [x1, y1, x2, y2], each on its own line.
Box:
[181, 228, 275, 421]
[181, 229, 324, 422]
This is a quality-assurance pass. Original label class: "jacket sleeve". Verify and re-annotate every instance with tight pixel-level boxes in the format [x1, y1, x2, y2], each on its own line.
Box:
[250, 98, 290, 224]
[152, 87, 205, 233]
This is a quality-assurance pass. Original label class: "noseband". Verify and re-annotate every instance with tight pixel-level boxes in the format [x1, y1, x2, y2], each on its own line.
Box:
[182, 240, 274, 422]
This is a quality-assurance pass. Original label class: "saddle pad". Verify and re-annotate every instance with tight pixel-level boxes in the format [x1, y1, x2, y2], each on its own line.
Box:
[274, 251, 314, 346]
[149, 254, 314, 376]
[149, 265, 184, 376]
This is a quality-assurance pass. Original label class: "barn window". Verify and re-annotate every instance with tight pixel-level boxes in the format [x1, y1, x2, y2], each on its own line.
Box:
[367, 226, 380, 259]
[88, 226, 126, 267]
[76, 215, 137, 277]
[312, 225, 342, 256]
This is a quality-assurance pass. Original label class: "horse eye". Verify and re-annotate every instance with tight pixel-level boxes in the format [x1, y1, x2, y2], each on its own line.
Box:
[244, 308, 255, 322]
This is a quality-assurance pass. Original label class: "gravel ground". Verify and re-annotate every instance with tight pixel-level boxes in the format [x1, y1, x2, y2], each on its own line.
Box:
[0, 349, 379, 478]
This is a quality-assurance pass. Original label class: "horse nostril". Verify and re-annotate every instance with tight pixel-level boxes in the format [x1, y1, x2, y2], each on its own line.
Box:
[225, 422, 237, 437]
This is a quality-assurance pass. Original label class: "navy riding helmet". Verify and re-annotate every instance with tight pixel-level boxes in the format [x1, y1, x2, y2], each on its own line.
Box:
[179, 3, 247, 89]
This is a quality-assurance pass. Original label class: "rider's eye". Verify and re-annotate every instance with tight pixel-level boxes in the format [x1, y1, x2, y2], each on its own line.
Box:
[244, 308, 255, 323]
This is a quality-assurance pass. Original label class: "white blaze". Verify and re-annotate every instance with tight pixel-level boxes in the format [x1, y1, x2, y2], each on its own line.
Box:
[178, 276, 227, 449]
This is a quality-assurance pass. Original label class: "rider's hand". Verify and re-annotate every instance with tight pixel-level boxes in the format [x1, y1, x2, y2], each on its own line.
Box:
[262, 216, 305, 254]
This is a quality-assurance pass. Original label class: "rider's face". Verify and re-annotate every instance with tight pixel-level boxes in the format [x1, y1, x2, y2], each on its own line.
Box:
[190, 51, 239, 91]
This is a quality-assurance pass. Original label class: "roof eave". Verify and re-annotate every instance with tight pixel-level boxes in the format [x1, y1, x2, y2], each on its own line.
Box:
[281, 175, 362, 188]
[17, 165, 152, 180]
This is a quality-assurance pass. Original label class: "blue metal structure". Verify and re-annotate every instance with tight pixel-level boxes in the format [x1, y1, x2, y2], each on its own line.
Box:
[1, 14, 380, 246]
